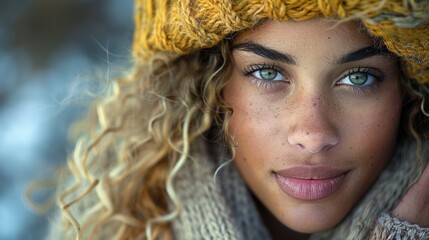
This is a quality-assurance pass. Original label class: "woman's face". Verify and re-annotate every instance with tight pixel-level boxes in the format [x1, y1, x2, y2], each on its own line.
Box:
[224, 19, 402, 233]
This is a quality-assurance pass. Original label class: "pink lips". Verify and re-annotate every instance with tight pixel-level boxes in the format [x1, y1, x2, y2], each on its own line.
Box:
[274, 166, 348, 201]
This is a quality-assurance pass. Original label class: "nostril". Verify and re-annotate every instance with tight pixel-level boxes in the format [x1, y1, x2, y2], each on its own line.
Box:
[288, 133, 339, 153]
[295, 143, 305, 150]
[308, 143, 335, 153]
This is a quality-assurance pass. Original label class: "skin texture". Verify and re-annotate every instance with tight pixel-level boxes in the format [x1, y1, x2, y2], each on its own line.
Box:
[393, 161, 429, 228]
[223, 19, 403, 235]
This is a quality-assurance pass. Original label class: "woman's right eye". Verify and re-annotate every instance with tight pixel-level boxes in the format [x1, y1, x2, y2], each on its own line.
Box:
[252, 68, 285, 81]
[243, 64, 286, 81]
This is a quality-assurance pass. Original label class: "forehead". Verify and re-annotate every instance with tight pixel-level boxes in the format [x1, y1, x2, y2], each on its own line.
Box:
[233, 18, 375, 51]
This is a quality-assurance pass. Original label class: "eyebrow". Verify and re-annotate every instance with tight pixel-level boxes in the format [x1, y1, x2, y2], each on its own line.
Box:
[232, 41, 297, 65]
[232, 41, 392, 66]
[336, 45, 391, 64]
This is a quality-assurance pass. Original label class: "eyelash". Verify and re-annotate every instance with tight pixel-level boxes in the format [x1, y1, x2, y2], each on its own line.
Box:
[336, 67, 385, 94]
[242, 64, 385, 94]
[242, 63, 287, 88]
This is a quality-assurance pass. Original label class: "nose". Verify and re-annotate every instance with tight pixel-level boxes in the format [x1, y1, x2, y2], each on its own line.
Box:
[287, 97, 339, 153]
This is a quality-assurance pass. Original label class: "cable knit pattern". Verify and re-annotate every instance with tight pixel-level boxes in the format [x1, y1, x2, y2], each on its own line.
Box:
[133, 0, 429, 83]
[171, 140, 429, 239]
[371, 213, 429, 240]
[309, 141, 428, 240]
[171, 143, 270, 239]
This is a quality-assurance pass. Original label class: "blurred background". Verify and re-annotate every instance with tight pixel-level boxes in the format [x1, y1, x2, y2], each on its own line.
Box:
[0, 1, 134, 239]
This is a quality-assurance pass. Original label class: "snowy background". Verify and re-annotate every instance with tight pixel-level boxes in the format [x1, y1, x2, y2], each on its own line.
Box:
[0, 1, 133, 239]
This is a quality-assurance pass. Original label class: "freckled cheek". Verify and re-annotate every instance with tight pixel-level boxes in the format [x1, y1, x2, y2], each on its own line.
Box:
[345, 92, 402, 169]
[230, 105, 277, 148]
[226, 91, 282, 163]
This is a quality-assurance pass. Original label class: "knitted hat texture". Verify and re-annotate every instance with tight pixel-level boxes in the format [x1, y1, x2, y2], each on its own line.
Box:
[133, 0, 429, 83]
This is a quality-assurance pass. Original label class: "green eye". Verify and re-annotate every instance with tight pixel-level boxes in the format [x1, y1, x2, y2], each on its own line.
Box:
[348, 72, 368, 85]
[259, 69, 279, 80]
[244, 64, 286, 82]
[336, 67, 381, 89]
[252, 68, 284, 81]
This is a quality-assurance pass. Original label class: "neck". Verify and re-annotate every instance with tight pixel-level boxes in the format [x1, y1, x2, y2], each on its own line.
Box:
[252, 194, 310, 240]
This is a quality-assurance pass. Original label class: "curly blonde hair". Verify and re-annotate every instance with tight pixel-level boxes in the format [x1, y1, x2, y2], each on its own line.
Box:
[50, 22, 429, 240]
[51, 39, 235, 239]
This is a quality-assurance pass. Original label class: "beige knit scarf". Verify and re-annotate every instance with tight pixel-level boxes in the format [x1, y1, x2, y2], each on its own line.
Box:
[171, 140, 427, 240]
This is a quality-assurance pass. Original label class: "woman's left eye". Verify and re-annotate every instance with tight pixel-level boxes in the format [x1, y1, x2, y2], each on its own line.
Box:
[337, 68, 382, 87]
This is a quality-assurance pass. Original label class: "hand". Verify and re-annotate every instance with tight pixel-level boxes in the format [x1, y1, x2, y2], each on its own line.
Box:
[392, 161, 429, 227]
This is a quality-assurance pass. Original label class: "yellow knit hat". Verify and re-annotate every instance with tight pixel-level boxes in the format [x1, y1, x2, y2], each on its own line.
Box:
[133, 0, 429, 83]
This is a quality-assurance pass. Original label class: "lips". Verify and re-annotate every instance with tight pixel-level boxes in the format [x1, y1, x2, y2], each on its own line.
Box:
[274, 166, 348, 201]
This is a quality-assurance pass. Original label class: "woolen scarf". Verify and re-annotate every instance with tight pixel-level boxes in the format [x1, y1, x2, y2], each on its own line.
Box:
[171, 139, 429, 239]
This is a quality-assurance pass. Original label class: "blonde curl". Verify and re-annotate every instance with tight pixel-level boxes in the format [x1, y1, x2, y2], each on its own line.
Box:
[50, 41, 234, 239]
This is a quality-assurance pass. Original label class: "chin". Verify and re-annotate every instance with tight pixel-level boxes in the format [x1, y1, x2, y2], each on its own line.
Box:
[270, 196, 352, 234]
[285, 219, 340, 234]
